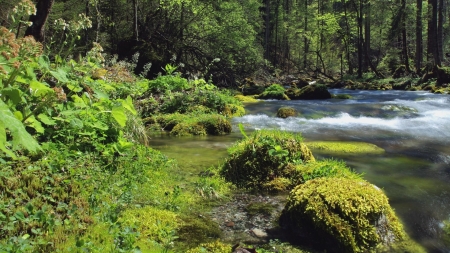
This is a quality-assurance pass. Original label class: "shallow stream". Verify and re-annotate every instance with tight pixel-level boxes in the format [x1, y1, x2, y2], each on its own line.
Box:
[150, 89, 450, 252]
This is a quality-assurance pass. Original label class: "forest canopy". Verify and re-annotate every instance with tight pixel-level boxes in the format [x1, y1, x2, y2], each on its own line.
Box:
[1, 0, 449, 84]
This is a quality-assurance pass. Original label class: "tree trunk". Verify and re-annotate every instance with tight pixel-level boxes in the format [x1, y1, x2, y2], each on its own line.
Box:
[24, 0, 54, 42]
[303, 0, 308, 69]
[437, 0, 444, 64]
[415, 0, 423, 73]
[401, 0, 410, 72]
[427, 0, 440, 66]
[364, 0, 370, 72]
[133, 0, 139, 41]
[357, 0, 363, 78]
[264, 0, 271, 61]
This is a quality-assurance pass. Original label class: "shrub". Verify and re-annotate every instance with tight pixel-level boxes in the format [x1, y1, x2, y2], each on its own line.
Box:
[220, 130, 315, 191]
[280, 177, 406, 253]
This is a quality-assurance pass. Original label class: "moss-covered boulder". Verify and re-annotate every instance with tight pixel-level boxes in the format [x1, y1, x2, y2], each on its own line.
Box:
[257, 84, 290, 100]
[220, 130, 315, 191]
[286, 84, 331, 100]
[279, 177, 408, 253]
[276, 106, 297, 118]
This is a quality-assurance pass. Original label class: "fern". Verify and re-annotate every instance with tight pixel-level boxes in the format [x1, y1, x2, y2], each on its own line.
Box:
[0, 100, 41, 159]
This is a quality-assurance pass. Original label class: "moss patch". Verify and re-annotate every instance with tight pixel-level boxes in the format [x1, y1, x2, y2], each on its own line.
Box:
[220, 130, 315, 191]
[276, 106, 297, 118]
[280, 177, 406, 252]
[296, 159, 362, 182]
[245, 202, 276, 216]
[186, 240, 232, 253]
[305, 141, 385, 154]
[234, 95, 259, 103]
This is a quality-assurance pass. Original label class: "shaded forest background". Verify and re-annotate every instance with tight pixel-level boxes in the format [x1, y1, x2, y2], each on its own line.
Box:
[1, 0, 449, 86]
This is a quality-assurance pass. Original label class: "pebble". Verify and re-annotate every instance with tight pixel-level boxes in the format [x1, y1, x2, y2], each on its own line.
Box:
[252, 228, 268, 238]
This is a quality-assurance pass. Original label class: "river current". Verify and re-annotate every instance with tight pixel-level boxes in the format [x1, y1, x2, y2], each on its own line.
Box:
[151, 89, 450, 252]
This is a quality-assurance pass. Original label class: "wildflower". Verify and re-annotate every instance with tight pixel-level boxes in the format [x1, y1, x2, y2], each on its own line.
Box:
[13, 61, 21, 69]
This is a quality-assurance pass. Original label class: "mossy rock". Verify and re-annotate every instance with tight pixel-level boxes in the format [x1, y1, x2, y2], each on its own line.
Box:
[170, 122, 207, 136]
[258, 84, 290, 100]
[220, 130, 315, 191]
[186, 241, 232, 253]
[234, 95, 259, 103]
[276, 106, 297, 118]
[198, 114, 232, 135]
[223, 104, 246, 117]
[305, 141, 384, 155]
[279, 177, 406, 253]
[332, 94, 352, 99]
[286, 84, 331, 100]
[178, 217, 223, 248]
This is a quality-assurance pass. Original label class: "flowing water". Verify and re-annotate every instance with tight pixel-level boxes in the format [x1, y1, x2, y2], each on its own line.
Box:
[150, 89, 450, 252]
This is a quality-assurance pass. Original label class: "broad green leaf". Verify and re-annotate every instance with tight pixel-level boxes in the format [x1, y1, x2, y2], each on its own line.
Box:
[111, 105, 127, 127]
[13, 111, 23, 121]
[25, 66, 37, 80]
[71, 95, 87, 108]
[0, 88, 22, 105]
[0, 100, 41, 158]
[67, 83, 83, 92]
[91, 121, 109, 130]
[38, 114, 56, 125]
[0, 121, 16, 158]
[25, 115, 45, 134]
[70, 118, 84, 129]
[38, 56, 50, 70]
[50, 68, 69, 83]
[93, 88, 109, 100]
[29, 80, 54, 97]
[122, 96, 137, 115]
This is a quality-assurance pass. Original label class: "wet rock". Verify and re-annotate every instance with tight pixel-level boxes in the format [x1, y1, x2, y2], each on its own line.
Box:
[286, 84, 331, 100]
[252, 228, 268, 238]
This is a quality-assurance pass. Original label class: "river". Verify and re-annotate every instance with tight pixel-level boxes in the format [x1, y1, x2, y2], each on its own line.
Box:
[150, 89, 450, 252]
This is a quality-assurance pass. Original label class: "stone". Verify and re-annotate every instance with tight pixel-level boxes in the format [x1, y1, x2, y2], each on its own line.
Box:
[251, 228, 268, 238]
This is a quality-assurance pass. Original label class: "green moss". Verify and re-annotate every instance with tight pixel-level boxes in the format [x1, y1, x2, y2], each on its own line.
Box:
[119, 206, 179, 246]
[186, 241, 232, 253]
[332, 94, 352, 99]
[234, 94, 259, 103]
[296, 159, 362, 182]
[305, 141, 384, 154]
[258, 84, 289, 100]
[170, 122, 207, 136]
[276, 106, 297, 118]
[178, 216, 223, 249]
[280, 177, 406, 253]
[442, 220, 450, 249]
[245, 202, 276, 216]
[220, 130, 315, 191]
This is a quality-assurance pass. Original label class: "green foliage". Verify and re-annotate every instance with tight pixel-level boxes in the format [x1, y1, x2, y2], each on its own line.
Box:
[305, 141, 385, 155]
[297, 159, 363, 182]
[280, 177, 406, 253]
[220, 129, 315, 191]
[258, 84, 288, 100]
[185, 240, 231, 253]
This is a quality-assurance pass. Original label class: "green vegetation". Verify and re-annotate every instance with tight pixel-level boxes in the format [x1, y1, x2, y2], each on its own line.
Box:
[280, 177, 425, 253]
[220, 129, 315, 191]
[258, 84, 289, 100]
[306, 141, 385, 154]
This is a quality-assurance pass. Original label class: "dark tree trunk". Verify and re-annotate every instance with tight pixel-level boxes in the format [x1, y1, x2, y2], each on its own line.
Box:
[364, 0, 370, 72]
[401, 0, 410, 72]
[24, 0, 54, 42]
[357, 0, 363, 78]
[415, 0, 423, 73]
[437, 0, 444, 63]
[427, 0, 440, 66]
[133, 0, 138, 41]
[264, 0, 271, 61]
[303, 0, 308, 69]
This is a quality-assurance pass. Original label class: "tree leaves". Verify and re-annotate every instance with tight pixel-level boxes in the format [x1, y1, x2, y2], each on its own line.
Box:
[0, 100, 41, 159]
